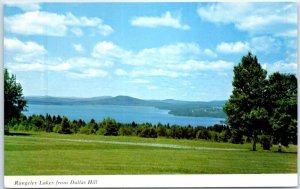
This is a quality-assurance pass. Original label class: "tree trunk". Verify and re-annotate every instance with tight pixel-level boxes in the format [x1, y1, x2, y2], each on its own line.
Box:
[252, 134, 257, 151]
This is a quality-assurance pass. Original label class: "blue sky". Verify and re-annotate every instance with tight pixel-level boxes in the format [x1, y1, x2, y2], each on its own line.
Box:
[4, 2, 298, 101]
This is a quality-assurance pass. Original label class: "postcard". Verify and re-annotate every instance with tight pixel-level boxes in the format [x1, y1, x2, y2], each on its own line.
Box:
[2, 1, 298, 188]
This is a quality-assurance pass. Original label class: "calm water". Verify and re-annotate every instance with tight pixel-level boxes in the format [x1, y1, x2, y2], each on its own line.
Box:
[23, 104, 225, 127]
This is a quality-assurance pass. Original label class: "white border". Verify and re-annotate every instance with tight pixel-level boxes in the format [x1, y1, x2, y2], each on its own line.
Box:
[4, 174, 299, 188]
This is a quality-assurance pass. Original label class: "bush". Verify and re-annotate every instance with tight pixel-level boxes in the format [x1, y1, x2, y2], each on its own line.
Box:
[139, 127, 157, 138]
[211, 131, 220, 142]
[118, 126, 135, 136]
[15, 124, 26, 131]
[29, 124, 39, 132]
[79, 126, 91, 135]
[220, 129, 232, 142]
[96, 128, 106, 135]
[53, 124, 62, 134]
[196, 129, 211, 140]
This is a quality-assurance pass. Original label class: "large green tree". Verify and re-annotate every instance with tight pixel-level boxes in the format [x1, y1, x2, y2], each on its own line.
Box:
[224, 52, 269, 151]
[4, 69, 27, 127]
[267, 72, 297, 151]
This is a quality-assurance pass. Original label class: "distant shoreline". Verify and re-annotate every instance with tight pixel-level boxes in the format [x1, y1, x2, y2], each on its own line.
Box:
[25, 95, 227, 119]
[23, 104, 226, 127]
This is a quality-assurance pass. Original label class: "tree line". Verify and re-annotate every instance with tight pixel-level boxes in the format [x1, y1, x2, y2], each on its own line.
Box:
[7, 114, 235, 142]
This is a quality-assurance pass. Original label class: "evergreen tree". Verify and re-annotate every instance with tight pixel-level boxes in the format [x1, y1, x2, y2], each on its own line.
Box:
[61, 116, 72, 134]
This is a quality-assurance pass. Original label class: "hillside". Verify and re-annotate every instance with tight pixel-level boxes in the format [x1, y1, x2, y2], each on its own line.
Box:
[25, 96, 227, 118]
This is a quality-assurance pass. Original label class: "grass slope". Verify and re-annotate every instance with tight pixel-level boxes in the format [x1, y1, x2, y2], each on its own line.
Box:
[5, 132, 297, 175]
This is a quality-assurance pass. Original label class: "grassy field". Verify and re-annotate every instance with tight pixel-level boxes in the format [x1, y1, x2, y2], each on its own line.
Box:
[5, 132, 297, 175]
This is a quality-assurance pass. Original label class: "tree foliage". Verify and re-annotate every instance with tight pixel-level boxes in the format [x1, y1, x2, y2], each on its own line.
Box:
[224, 52, 297, 151]
[4, 69, 27, 133]
[224, 52, 268, 151]
[267, 72, 297, 148]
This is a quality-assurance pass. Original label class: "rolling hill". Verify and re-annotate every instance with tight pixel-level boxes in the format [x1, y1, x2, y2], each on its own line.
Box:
[25, 96, 227, 118]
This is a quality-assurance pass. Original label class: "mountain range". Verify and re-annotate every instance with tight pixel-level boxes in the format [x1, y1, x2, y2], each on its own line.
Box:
[25, 96, 227, 118]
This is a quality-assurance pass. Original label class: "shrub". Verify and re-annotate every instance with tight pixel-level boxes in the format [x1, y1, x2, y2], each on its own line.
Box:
[118, 126, 135, 136]
[96, 128, 106, 135]
[139, 127, 157, 138]
[196, 129, 211, 140]
[79, 126, 91, 135]
[53, 124, 62, 134]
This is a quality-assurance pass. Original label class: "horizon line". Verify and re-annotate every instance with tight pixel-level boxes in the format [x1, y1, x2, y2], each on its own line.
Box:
[24, 95, 228, 102]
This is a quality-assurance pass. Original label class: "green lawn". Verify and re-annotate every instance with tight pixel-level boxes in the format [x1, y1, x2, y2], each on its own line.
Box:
[4, 132, 297, 175]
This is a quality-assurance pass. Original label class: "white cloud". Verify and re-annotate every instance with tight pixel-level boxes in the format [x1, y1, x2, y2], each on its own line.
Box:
[63, 57, 113, 68]
[265, 61, 297, 74]
[127, 79, 150, 84]
[71, 28, 83, 36]
[5, 11, 66, 36]
[250, 36, 280, 53]
[276, 29, 297, 38]
[7, 61, 72, 72]
[197, 3, 297, 37]
[114, 69, 127, 76]
[204, 48, 217, 58]
[92, 41, 203, 69]
[131, 69, 185, 78]
[216, 36, 281, 54]
[4, 37, 47, 64]
[4, 37, 46, 54]
[92, 41, 131, 60]
[216, 41, 249, 54]
[50, 62, 72, 71]
[133, 43, 200, 65]
[166, 60, 234, 71]
[264, 52, 297, 74]
[141, 43, 200, 57]
[8, 62, 45, 72]
[69, 69, 108, 78]
[92, 41, 233, 79]
[148, 85, 159, 90]
[98, 25, 114, 36]
[6, 38, 235, 81]
[187, 60, 233, 71]
[6, 54, 113, 79]
[72, 43, 85, 52]
[131, 11, 190, 30]
[5, 2, 41, 11]
[64, 12, 102, 27]
[5, 11, 113, 37]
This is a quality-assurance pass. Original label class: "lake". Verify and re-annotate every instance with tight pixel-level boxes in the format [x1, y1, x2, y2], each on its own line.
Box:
[23, 104, 226, 127]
